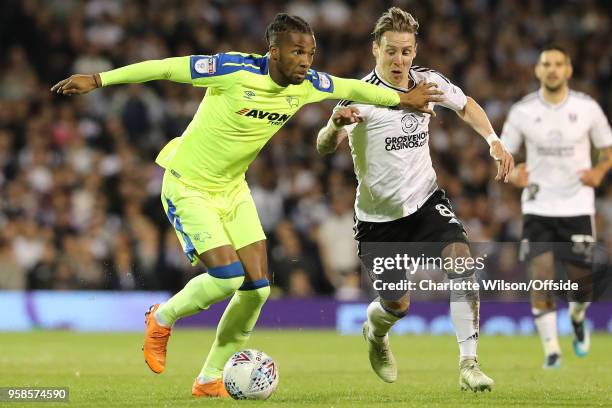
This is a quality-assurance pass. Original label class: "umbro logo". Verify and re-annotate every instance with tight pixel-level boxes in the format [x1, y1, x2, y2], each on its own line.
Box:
[244, 90, 256, 100]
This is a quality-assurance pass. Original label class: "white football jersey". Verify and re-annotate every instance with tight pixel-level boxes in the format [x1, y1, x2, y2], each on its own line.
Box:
[501, 90, 612, 216]
[337, 67, 467, 222]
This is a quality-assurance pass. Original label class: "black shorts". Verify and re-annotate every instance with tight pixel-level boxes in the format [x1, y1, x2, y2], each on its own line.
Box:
[520, 214, 595, 266]
[355, 190, 469, 300]
[354, 189, 468, 246]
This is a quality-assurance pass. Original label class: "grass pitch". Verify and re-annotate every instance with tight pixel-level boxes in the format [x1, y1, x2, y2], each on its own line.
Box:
[1, 330, 610, 407]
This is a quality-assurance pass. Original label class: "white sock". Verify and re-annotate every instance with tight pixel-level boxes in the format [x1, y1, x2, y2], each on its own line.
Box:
[533, 309, 560, 356]
[450, 276, 480, 361]
[451, 301, 479, 360]
[459, 338, 478, 359]
[367, 301, 402, 339]
[569, 301, 590, 322]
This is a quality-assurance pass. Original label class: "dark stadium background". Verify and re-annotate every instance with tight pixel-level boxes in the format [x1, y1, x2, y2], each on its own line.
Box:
[1, 0, 610, 332]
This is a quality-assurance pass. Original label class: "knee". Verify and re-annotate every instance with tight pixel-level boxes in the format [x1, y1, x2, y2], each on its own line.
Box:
[382, 297, 410, 315]
[529, 253, 554, 279]
[208, 261, 246, 292]
[531, 299, 555, 313]
[227, 276, 246, 293]
[443, 244, 477, 280]
[238, 279, 271, 305]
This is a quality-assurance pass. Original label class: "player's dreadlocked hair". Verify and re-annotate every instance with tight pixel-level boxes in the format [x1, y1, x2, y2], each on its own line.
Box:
[265, 13, 313, 47]
[373, 7, 419, 44]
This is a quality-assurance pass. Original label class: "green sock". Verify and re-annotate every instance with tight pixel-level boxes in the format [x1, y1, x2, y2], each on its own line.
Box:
[157, 266, 245, 327]
[200, 283, 270, 379]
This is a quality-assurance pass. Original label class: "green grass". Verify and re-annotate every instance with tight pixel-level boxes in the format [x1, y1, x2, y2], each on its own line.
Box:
[0, 330, 611, 407]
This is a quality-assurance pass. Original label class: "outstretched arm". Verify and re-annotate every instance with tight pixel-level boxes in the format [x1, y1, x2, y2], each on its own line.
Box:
[456, 96, 515, 182]
[330, 76, 444, 115]
[51, 56, 194, 95]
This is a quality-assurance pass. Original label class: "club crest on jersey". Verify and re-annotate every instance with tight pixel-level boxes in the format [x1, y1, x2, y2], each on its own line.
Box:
[194, 57, 216, 74]
[236, 108, 291, 125]
[569, 113, 577, 122]
[401, 114, 421, 134]
[286, 96, 299, 108]
[547, 130, 562, 143]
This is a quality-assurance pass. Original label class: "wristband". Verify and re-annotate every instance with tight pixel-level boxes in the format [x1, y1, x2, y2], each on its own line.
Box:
[328, 118, 342, 131]
[485, 133, 501, 146]
[93, 74, 101, 88]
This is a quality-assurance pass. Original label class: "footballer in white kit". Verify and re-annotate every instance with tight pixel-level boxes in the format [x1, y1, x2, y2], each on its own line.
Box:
[502, 45, 612, 369]
[316, 7, 514, 392]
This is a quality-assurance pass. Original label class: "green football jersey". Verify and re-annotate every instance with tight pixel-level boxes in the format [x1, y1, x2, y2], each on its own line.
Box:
[100, 53, 400, 191]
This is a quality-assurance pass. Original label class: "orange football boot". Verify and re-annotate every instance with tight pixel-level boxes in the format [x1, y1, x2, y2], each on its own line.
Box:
[192, 379, 230, 398]
[143, 304, 172, 374]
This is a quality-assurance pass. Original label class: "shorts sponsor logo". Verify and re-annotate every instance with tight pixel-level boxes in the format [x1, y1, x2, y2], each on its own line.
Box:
[194, 57, 216, 74]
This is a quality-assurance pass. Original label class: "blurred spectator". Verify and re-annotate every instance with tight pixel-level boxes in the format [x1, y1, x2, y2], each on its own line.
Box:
[287, 268, 316, 298]
[270, 220, 327, 295]
[0, 236, 24, 289]
[316, 190, 362, 299]
[251, 167, 285, 234]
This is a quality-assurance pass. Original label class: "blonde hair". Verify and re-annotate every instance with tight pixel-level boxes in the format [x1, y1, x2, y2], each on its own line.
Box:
[372, 7, 419, 44]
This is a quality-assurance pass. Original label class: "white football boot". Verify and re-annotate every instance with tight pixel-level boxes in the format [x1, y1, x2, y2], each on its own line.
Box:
[362, 321, 397, 383]
[459, 358, 494, 392]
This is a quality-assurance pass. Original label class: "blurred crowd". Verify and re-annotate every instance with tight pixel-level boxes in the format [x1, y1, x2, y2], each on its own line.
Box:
[1, 0, 611, 299]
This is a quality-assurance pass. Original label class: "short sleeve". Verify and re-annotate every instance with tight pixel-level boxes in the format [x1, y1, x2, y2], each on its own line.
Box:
[501, 107, 524, 154]
[429, 72, 467, 112]
[189, 54, 242, 90]
[588, 102, 612, 148]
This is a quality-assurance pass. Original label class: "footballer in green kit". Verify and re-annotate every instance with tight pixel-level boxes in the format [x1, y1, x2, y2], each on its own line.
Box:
[51, 13, 443, 398]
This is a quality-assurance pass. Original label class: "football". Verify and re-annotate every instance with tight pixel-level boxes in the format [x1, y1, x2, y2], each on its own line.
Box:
[223, 349, 279, 400]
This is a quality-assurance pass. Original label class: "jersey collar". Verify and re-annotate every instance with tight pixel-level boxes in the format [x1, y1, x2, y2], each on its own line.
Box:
[373, 68, 411, 93]
[537, 89, 570, 110]
[264, 55, 290, 90]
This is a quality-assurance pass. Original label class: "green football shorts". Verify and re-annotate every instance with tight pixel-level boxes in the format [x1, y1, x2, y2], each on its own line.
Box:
[161, 170, 266, 265]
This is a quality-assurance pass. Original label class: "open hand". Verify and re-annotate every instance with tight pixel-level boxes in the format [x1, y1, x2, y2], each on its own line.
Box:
[489, 140, 515, 183]
[331, 106, 362, 127]
[398, 81, 444, 116]
[579, 168, 604, 187]
[508, 163, 529, 188]
[51, 74, 100, 95]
